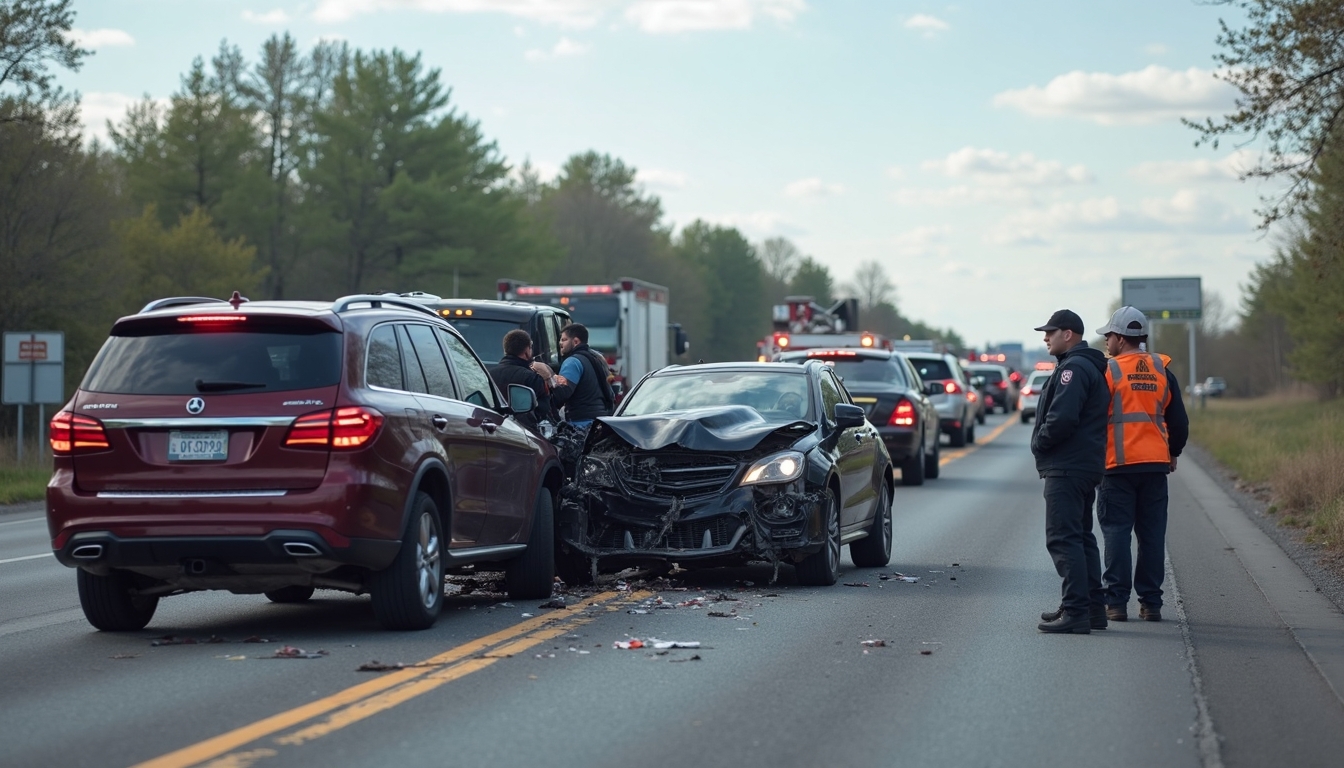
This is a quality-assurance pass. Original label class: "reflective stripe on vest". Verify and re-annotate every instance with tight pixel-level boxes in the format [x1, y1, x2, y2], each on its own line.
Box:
[1105, 352, 1172, 469]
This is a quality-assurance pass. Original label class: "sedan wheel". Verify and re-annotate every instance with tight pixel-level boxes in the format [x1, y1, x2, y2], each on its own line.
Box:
[796, 490, 841, 586]
[850, 483, 892, 567]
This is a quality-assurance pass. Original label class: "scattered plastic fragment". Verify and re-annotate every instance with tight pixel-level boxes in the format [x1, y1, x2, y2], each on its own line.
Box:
[499, 602, 514, 607]
[357, 661, 405, 672]
[843, 582, 870, 588]
[242, 636, 272, 643]
[919, 650, 933, 655]
[221, 655, 247, 661]
[614, 639, 645, 650]
[613, 638, 701, 650]
[109, 654, 138, 659]
[628, 609, 649, 615]
[538, 597, 567, 609]
[860, 639, 887, 647]
[272, 645, 328, 659]
[521, 613, 534, 618]
[150, 635, 197, 646]
[706, 611, 735, 618]
[670, 655, 702, 663]
[652, 640, 700, 649]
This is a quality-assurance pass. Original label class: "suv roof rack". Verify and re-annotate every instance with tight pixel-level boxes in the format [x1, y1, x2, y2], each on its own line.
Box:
[333, 294, 442, 320]
[139, 297, 229, 314]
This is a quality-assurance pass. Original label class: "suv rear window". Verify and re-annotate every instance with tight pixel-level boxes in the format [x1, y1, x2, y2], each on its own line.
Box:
[911, 358, 954, 381]
[968, 368, 1004, 384]
[441, 317, 521, 362]
[83, 329, 342, 395]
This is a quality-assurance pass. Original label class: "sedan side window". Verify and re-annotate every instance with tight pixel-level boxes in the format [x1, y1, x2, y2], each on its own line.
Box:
[439, 329, 497, 409]
[404, 324, 458, 400]
[541, 314, 560, 368]
[818, 370, 843, 420]
[365, 324, 404, 390]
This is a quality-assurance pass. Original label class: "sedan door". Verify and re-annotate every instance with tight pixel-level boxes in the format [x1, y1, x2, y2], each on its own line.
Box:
[820, 370, 877, 530]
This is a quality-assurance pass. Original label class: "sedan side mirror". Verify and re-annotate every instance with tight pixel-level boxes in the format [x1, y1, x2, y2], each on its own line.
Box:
[507, 383, 536, 415]
[833, 403, 866, 429]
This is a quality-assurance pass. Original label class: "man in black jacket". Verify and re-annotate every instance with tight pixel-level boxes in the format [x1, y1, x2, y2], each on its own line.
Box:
[488, 329, 552, 434]
[1031, 309, 1110, 634]
[551, 323, 614, 430]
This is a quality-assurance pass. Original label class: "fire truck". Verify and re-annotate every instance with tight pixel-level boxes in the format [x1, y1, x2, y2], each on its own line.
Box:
[757, 296, 893, 360]
[496, 277, 689, 392]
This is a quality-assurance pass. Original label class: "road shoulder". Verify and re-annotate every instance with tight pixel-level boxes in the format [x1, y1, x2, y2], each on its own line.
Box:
[0, 500, 44, 518]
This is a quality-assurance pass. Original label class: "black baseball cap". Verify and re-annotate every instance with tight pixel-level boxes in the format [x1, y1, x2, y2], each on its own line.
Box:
[1034, 309, 1084, 334]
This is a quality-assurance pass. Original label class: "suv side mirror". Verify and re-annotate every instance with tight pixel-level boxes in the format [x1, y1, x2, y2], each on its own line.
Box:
[970, 376, 985, 388]
[507, 384, 536, 415]
[671, 323, 690, 357]
[833, 403, 866, 429]
[924, 381, 943, 396]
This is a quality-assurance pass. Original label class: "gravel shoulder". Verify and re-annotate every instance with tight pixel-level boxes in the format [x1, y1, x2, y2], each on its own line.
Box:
[1185, 441, 1344, 616]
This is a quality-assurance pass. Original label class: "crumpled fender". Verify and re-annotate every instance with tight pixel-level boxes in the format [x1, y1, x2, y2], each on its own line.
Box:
[587, 405, 815, 452]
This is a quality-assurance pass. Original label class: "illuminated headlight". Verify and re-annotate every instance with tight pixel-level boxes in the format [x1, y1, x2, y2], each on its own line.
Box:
[580, 456, 615, 487]
[741, 451, 805, 486]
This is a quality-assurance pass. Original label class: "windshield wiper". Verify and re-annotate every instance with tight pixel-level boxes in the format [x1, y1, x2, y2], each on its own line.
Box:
[195, 379, 267, 392]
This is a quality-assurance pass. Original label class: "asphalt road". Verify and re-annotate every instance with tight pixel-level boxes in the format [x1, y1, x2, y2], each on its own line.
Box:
[3, 412, 1343, 768]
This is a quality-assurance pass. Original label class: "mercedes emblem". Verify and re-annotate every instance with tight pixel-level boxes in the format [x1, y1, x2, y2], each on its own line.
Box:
[186, 397, 205, 415]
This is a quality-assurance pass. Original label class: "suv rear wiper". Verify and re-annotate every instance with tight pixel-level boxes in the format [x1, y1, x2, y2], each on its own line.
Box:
[195, 379, 268, 392]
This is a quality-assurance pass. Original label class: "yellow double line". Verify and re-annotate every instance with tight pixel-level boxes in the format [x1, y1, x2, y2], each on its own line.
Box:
[939, 416, 1016, 466]
[135, 590, 646, 768]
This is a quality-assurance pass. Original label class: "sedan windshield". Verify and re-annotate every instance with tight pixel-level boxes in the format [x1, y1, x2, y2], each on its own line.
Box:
[620, 370, 814, 421]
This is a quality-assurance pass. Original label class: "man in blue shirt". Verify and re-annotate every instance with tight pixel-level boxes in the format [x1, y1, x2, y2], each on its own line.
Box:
[550, 323, 614, 430]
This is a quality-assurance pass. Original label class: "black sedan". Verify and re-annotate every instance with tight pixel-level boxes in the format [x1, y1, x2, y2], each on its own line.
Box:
[556, 361, 895, 586]
[779, 348, 942, 485]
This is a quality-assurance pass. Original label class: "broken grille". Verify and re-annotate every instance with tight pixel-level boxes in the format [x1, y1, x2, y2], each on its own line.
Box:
[613, 453, 740, 500]
[596, 516, 742, 551]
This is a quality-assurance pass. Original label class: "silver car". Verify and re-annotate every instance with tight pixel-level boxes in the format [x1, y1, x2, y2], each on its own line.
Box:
[1018, 369, 1052, 423]
[905, 351, 977, 447]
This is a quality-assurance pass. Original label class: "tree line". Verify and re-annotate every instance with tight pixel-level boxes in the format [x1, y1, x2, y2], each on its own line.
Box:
[0, 0, 965, 442]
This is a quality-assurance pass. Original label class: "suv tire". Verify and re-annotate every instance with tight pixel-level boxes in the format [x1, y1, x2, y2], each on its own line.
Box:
[925, 438, 941, 479]
[850, 483, 892, 567]
[78, 568, 159, 631]
[949, 422, 968, 448]
[506, 489, 556, 599]
[796, 490, 841, 586]
[371, 492, 444, 630]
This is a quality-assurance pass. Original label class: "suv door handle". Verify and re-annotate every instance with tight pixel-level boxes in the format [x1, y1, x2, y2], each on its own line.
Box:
[431, 415, 449, 429]
[480, 422, 498, 434]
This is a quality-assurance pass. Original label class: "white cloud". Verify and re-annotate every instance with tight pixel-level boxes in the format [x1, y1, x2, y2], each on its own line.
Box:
[987, 190, 1250, 245]
[1128, 150, 1258, 185]
[992, 65, 1236, 125]
[1145, 43, 1168, 56]
[892, 225, 950, 256]
[923, 147, 1092, 186]
[638, 167, 688, 190]
[690, 210, 802, 237]
[893, 185, 1034, 207]
[784, 177, 844, 198]
[524, 36, 590, 59]
[903, 14, 949, 37]
[1138, 189, 1250, 231]
[625, 0, 805, 33]
[885, 166, 906, 180]
[243, 9, 292, 24]
[312, 0, 609, 27]
[79, 92, 165, 145]
[68, 28, 135, 49]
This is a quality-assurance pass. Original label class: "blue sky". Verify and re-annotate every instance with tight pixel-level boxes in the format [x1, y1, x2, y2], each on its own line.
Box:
[62, 1, 1271, 348]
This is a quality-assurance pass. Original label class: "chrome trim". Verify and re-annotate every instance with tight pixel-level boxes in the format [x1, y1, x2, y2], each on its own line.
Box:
[101, 416, 296, 429]
[442, 543, 527, 562]
[95, 490, 289, 499]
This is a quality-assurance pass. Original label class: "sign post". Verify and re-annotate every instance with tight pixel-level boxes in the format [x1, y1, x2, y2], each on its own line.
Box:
[1121, 277, 1202, 397]
[3, 332, 65, 463]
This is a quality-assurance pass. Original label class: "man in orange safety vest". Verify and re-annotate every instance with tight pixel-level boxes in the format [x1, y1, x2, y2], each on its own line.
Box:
[1095, 307, 1189, 623]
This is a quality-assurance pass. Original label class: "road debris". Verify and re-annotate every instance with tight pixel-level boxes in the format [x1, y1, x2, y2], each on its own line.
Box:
[706, 611, 735, 618]
[669, 655, 702, 662]
[614, 638, 702, 650]
[149, 635, 227, 646]
[271, 645, 329, 659]
[357, 661, 405, 672]
[538, 597, 568, 609]
[843, 582, 870, 588]
[242, 636, 273, 643]
[860, 639, 887, 647]
[109, 654, 138, 659]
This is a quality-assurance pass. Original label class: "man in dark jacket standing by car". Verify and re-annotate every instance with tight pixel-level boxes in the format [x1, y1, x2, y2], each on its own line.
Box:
[551, 323, 614, 430]
[488, 330, 552, 434]
[1095, 307, 1189, 623]
[1032, 309, 1111, 634]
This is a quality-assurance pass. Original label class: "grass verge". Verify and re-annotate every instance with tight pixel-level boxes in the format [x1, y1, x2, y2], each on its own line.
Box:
[0, 437, 51, 506]
[1190, 394, 1344, 552]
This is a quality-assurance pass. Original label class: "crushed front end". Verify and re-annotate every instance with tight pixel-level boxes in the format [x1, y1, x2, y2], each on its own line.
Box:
[558, 424, 829, 571]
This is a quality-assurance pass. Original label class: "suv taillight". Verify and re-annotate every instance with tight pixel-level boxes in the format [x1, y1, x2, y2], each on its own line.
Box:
[50, 411, 110, 455]
[997, 380, 1008, 389]
[284, 407, 384, 450]
[889, 398, 916, 427]
[943, 381, 962, 395]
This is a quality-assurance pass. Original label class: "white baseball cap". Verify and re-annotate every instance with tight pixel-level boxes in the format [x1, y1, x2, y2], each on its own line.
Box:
[1096, 306, 1149, 337]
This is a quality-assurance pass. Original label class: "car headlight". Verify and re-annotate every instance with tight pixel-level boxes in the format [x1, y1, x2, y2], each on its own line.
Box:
[741, 451, 805, 486]
[580, 456, 615, 487]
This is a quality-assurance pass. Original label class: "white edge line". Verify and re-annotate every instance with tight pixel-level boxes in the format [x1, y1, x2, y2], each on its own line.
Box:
[1167, 550, 1225, 768]
[0, 553, 53, 565]
[0, 516, 45, 527]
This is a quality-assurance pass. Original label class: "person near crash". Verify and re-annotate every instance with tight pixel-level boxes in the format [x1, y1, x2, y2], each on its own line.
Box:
[549, 323, 615, 431]
[1095, 307, 1189, 623]
[1032, 309, 1110, 634]
[487, 329, 552, 434]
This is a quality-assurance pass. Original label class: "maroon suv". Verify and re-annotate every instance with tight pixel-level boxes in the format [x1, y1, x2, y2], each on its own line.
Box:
[46, 294, 564, 631]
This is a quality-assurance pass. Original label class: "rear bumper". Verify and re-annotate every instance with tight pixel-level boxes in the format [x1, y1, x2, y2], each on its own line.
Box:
[54, 529, 399, 572]
[876, 427, 919, 460]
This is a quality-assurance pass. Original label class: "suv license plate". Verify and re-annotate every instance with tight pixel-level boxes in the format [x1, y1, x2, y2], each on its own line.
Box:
[168, 430, 228, 461]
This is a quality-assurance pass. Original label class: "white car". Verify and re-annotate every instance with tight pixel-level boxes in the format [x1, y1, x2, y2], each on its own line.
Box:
[1018, 370, 1052, 423]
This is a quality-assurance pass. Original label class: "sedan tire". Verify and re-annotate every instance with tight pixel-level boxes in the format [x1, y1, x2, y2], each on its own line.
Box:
[796, 490, 841, 586]
[849, 483, 892, 568]
[900, 433, 926, 486]
[925, 438, 941, 479]
[949, 422, 968, 448]
[371, 492, 444, 631]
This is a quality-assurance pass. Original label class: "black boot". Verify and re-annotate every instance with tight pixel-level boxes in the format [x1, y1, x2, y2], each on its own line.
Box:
[1089, 604, 1108, 630]
[1038, 610, 1091, 634]
[1041, 604, 1063, 622]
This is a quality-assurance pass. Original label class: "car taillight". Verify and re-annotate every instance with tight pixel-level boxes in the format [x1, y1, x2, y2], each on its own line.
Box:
[284, 407, 383, 450]
[1021, 387, 1033, 396]
[50, 411, 111, 455]
[943, 381, 962, 395]
[889, 398, 916, 427]
[997, 380, 1008, 389]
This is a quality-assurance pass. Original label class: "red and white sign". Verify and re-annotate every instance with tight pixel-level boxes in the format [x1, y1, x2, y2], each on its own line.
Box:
[18, 341, 46, 361]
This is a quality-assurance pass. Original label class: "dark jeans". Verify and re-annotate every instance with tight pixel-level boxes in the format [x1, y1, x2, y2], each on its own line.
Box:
[1044, 475, 1103, 614]
[1098, 472, 1169, 609]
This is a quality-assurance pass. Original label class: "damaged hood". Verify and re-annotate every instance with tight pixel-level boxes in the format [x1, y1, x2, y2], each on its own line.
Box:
[591, 406, 815, 452]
